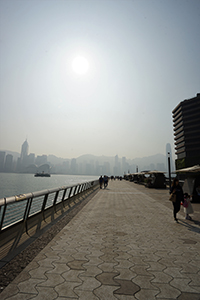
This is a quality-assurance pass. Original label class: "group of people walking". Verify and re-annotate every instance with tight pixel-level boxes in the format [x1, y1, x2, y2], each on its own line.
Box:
[170, 178, 193, 222]
[99, 175, 109, 189]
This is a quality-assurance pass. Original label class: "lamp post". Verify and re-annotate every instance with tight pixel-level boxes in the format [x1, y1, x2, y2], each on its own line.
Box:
[168, 152, 171, 190]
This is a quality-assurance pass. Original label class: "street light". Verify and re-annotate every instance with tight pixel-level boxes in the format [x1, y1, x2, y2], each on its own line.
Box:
[168, 152, 171, 190]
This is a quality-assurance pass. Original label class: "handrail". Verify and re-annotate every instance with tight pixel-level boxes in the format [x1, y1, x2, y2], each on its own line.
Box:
[0, 180, 98, 232]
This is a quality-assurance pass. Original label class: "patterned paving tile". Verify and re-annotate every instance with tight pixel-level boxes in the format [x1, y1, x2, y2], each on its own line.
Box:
[46, 261, 70, 274]
[98, 262, 119, 272]
[18, 278, 44, 294]
[114, 294, 137, 299]
[129, 256, 150, 266]
[37, 273, 64, 287]
[170, 278, 199, 293]
[25, 261, 40, 272]
[164, 267, 186, 278]
[52, 257, 72, 265]
[177, 293, 200, 300]
[114, 251, 132, 260]
[134, 288, 160, 300]
[114, 258, 134, 269]
[12, 270, 31, 284]
[114, 268, 137, 280]
[132, 275, 157, 290]
[55, 281, 80, 298]
[72, 252, 89, 261]
[130, 265, 152, 276]
[67, 259, 87, 270]
[114, 279, 140, 295]
[96, 272, 120, 286]
[146, 261, 166, 272]
[188, 273, 200, 286]
[37, 257, 59, 267]
[29, 266, 53, 279]
[61, 269, 84, 282]
[94, 285, 121, 300]
[82, 255, 103, 266]
[1, 293, 35, 300]
[74, 290, 99, 299]
[80, 265, 102, 277]
[153, 283, 181, 298]
[149, 271, 172, 283]
[33, 286, 58, 300]
[74, 276, 101, 291]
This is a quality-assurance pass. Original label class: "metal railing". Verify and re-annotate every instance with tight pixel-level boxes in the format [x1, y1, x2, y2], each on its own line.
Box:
[0, 180, 98, 232]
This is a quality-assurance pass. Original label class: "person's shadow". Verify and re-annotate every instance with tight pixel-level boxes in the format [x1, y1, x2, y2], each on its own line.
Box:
[178, 219, 200, 234]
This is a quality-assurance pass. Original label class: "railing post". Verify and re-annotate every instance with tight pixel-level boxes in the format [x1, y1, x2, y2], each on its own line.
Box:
[23, 197, 33, 234]
[80, 183, 85, 193]
[53, 191, 59, 207]
[73, 186, 78, 197]
[77, 184, 82, 194]
[68, 187, 73, 199]
[0, 199, 7, 232]
[61, 189, 67, 207]
[41, 194, 49, 220]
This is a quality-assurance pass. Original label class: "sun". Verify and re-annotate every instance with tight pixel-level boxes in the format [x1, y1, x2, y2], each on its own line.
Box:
[72, 56, 89, 75]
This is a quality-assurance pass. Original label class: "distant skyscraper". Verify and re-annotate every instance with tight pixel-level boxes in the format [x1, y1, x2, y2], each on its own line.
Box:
[20, 139, 29, 163]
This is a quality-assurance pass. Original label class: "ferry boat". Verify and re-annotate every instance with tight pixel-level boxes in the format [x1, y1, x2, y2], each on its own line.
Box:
[34, 172, 51, 177]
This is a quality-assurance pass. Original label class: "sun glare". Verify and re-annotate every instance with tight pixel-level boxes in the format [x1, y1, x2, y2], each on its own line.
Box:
[72, 56, 89, 75]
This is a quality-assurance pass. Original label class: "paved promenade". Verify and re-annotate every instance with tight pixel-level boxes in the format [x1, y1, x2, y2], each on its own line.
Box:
[1, 180, 200, 299]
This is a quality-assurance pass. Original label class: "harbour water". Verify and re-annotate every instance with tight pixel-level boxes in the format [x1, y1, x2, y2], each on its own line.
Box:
[0, 173, 99, 199]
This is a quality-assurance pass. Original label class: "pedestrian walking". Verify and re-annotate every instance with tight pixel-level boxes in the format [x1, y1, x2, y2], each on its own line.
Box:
[183, 193, 194, 220]
[170, 178, 184, 222]
[99, 175, 103, 189]
[103, 175, 108, 189]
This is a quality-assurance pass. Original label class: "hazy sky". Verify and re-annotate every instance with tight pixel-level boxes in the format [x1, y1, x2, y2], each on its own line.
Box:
[0, 0, 199, 160]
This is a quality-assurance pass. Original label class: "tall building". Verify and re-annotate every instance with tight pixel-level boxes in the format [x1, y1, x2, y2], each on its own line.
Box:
[172, 93, 200, 170]
[20, 139, 29, 164]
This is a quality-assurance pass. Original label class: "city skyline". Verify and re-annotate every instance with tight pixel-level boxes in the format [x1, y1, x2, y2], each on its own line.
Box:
[0, 138, 173, 175]
[0, 1, 199, 160]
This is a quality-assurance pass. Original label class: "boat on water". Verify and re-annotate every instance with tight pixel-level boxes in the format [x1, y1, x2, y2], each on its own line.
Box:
[34, 172, 51, 177]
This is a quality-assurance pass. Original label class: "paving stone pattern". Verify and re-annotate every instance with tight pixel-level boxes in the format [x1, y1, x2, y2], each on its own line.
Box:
[1, 180, 200, 299]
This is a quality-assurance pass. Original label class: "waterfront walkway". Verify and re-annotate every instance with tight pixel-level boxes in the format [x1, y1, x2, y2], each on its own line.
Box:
[1, 180, 200, 299]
